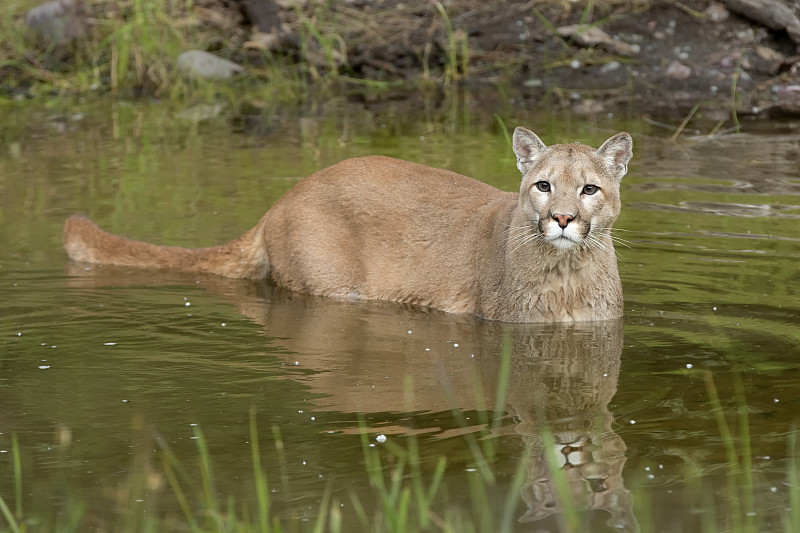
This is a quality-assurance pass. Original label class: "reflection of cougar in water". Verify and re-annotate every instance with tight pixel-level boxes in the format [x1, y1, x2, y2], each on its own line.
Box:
[61, 269, 637, 530]
[496, 323, 637, 531]
[230, 284, 638, 530]
[62, 128, 632, 323]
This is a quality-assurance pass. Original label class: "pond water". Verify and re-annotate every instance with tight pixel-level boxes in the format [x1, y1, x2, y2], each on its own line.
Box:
[1, 96, 799, 532]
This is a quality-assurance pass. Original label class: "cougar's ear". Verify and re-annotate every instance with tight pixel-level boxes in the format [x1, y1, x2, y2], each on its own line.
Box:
[596, 132, 633, 182]
[512, 127, 547, 174]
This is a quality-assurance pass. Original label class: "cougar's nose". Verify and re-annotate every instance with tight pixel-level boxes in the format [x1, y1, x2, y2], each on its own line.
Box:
[552, 213, 574, 228]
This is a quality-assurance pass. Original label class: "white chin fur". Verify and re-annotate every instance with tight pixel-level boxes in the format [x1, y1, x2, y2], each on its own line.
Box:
[549, 236, 579, 251]
[545, 223, 581, 251]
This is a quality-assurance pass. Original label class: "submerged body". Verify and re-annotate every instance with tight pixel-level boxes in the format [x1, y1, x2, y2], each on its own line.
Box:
[63, 127, 633, 323]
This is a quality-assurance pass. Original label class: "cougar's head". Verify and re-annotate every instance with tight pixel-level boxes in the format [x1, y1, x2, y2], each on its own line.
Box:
[512, 127, 632, 253]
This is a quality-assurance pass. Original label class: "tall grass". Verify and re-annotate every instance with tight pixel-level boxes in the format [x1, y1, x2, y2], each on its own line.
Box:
[433, 2, 469, 86]
[0, 0, 320, 102]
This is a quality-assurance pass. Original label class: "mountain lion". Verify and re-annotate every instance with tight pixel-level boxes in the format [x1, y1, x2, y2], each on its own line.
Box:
[63, 127, 632, 323]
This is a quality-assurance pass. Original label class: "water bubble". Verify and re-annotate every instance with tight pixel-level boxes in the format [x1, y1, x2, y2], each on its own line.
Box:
[185, 302, 191, 307]
[104, 342, 117, 346]
[630, 420, 636, 424]
[454, 343, 459, 348]
[38, 365, 50, 370]
[686, 363, 693, 369]
[376, 434, 387, 443]
[407, 330, 413, 334]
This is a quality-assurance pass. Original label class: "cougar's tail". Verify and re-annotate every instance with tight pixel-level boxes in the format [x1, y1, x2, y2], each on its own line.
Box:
[62, 215, 269, 279]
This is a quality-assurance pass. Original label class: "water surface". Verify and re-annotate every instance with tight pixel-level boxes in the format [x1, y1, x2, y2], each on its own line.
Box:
[1, 99, 799, 531]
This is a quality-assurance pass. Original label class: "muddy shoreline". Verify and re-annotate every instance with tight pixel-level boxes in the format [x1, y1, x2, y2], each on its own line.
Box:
[8, 0, 800, 122]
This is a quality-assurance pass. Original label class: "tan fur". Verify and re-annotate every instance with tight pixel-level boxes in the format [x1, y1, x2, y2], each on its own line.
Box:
[62, 127, 632, 323]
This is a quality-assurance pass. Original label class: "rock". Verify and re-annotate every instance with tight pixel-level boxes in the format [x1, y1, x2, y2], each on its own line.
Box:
[665, 61, 692, 80]
[176, 51, 243, 80]
[775, 85, 800, 113]
[557, 24, 639, 56]
[719, 0, 800, 45]
[756, 45, 784, 74]
[243, 31, 282, 51]
[704, 2, 730, 22]
[600, 61, 622, 73]
[25, 0, 89, 44]
[235, 0, 282, 33]
[756, 45, 784, 63]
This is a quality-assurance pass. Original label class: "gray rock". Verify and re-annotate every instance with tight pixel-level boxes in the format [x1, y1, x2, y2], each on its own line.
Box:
[556, 24, 639, 56]
[665, 61, 692, 80]
[176, 50, 243, 80]
[25, 0, 89, 44]
[704, 2, 731, 22]
[600, 61, 621, 73]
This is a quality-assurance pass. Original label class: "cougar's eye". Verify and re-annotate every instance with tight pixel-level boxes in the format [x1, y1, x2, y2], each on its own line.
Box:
[534, 181, 551, 193]
[582, 184, 600, 195]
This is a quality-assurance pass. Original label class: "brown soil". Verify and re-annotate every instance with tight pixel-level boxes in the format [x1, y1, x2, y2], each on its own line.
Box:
[217, 0, 800, 119]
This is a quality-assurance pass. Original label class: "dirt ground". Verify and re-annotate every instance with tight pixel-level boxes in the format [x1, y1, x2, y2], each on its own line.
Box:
[210, 0, 800, 119]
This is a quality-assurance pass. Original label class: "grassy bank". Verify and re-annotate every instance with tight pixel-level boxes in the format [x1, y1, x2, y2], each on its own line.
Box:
[2, 0, 297, 102]
[2, 0, 650, 107]
[1, 0, 477, 104]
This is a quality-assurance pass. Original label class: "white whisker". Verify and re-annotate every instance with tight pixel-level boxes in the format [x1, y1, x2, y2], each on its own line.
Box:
[508, 232, 544, 255]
